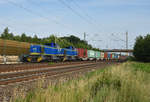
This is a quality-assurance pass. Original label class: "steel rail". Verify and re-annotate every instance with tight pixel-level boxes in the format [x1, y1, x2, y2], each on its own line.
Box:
[0, 63, 96, 78]
[0, 61, 94, 73]
[0, 63, 99, 85]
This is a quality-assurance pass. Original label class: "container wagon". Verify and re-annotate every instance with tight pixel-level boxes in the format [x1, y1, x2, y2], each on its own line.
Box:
[112, 53, 115, 60]
[110, 53, 113, 60]
[77, 48, 88, 60]
[107, 53, 111, 60]
[95, 51, 100, 60]
[87, 50, 95, 60]
[104, 52, 108, 60]
[100, 52, 104, 60]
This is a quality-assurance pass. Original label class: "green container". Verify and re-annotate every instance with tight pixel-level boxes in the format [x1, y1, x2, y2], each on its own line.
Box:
[87, 50, 95, 58]
[95, 51, 101, 59]
[112, 53, 115, 59]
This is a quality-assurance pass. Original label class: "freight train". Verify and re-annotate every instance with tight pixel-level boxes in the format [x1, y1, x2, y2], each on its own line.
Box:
[26, 43, 120, 62]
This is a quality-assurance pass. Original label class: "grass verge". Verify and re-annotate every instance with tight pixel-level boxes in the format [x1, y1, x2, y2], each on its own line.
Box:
[12, 62, 150, 102]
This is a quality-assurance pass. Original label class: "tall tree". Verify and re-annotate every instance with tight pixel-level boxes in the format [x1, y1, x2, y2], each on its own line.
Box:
[1, 27, 12, 39]
[133, 34, 150, 62]
[32, 35, 39, 43]
[20, 33, 27, 42]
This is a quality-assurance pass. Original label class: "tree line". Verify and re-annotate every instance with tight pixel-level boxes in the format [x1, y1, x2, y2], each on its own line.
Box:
[133, 34, 150, 62]
[0, 27, 100, 51]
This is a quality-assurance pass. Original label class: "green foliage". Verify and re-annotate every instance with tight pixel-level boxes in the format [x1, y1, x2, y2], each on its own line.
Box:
[133, 34, 150, 62]
[91, 76, 121, 98]
[130, 62, 150, 73]
[61, 35, 93, 49]
[1, 27, 14, 40]
[0, 27, 99, 50]
[127, 56, 136, 61]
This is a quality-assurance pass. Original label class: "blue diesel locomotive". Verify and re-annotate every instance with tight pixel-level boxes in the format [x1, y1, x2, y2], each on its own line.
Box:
[27, 43, 78, 62]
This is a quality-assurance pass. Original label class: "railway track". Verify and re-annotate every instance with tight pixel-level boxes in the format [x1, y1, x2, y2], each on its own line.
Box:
[0, 61, 119, 102]
[0, 61, 95, 73]
[0, 62, 110, 85]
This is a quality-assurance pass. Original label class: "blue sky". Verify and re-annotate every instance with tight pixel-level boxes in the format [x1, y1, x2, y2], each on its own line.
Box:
[0, 0, 150, 49]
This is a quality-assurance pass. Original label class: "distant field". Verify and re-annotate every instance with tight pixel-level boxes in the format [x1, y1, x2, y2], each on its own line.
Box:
[12, 62, 150, 102]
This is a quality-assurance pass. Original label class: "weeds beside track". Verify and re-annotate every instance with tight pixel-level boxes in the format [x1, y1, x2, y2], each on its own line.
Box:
[10, 61, 150, 102]
[0, 61, 118, 102]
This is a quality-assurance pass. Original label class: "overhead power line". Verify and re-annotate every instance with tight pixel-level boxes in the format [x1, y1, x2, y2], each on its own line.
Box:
[27, 0, 81, 35]
[28, 0, 61, 21]
[5, 0, 79, 34]
[6, 0, 47, 21]
[29, 0, 102, 36]
[57, 0, 93, 25]
[112, 33, 126, 42]
[63, 0, 115, 46]
[70, 0, 97, 24]
[0, 23, 12, 28]
[5, 0, 111, 49]
[59, 0, 105, 34]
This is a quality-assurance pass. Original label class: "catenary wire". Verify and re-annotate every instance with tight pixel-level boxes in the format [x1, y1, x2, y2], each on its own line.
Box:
[5, 0, 80, 34]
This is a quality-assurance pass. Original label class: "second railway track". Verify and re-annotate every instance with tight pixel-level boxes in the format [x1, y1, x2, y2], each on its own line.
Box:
[0, 62, 112, 85]
[0, 61, 95, 73]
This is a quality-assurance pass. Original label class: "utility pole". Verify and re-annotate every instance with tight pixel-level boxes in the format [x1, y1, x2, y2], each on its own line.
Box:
[126, 31, 128, 56]
[126, 31, 128, 50]
[54, 34, 57, 44]
[84, 32, 86, 41]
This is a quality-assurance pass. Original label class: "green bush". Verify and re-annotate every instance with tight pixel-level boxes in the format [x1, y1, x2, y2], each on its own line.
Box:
[133, 34, 150, 62]
[130, 62, 150, 73]
[127, 56, 136, 61]
[0, 27, 99, 51]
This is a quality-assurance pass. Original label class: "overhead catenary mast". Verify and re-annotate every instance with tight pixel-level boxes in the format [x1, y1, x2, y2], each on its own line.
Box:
[126, 31, 129, 56]
[126, 31, 128, 50]
[84, 32, 86, 41]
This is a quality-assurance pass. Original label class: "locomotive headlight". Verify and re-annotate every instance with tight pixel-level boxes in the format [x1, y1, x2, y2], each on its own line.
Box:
[37, 56, 43, 62]
[27, 57, 31, 62]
